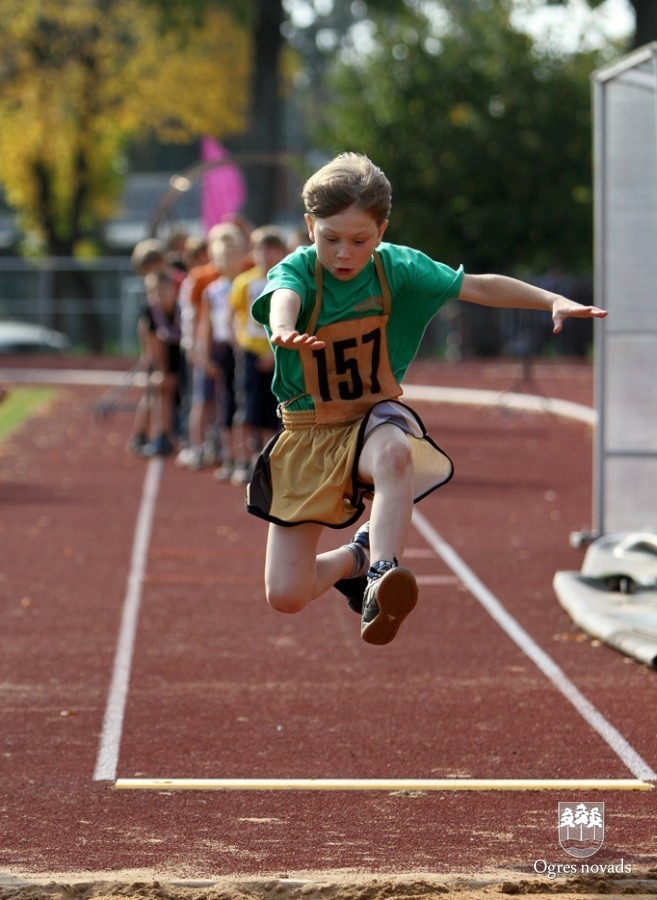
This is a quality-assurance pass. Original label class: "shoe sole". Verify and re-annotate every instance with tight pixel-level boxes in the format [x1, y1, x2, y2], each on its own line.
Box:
[361, 567, 418, 645]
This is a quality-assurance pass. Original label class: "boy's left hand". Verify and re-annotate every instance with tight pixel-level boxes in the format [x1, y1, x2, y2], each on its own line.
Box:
[552, 298, 608, 334]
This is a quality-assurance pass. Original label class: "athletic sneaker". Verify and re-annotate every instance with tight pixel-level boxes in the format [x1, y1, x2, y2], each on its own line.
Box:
[213, 459, 235, 481]
[141, 433, 175, 457]
[361, 559, 418, 645]
[230, 462, 252, 486]
[125, 432, 148, 455]
[334, 521, 370, 614]
[202, 439, 218, 465]
[175, 446, 204, 469]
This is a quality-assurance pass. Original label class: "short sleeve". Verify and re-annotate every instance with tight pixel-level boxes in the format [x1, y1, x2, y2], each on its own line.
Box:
[251, 246, 317, 327]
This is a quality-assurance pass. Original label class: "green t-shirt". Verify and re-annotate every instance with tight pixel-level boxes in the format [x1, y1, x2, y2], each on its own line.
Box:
[252, 242, 464, 411]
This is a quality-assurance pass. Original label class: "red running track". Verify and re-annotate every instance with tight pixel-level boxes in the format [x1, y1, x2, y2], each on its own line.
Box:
[0, 359, 655, 884]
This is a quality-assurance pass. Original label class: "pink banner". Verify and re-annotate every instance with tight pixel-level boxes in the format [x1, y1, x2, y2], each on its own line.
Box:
[200, 136, 247, 232]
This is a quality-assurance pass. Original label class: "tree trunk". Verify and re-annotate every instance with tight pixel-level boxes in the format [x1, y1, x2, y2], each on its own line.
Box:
[49, 269, 100, 353]
[228, 0, 285, 226]
[33, 156, 105, 353]
[631, 0, 657, 49]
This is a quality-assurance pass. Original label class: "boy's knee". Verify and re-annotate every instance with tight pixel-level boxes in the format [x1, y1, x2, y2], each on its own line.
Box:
[379, 435, 412, 476]
[265, 585, 308, 615]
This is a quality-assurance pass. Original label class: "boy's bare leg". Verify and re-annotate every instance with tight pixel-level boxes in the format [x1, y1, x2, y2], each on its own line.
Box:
[356, 424, 418, 644]
[187, 399, 203, 448]
[357, 424, 414, 563]
[265, 424, 414, 618]
[149, 374, 165, 438]
[161, 373, 177, 436]
[265, 522, 357, 614]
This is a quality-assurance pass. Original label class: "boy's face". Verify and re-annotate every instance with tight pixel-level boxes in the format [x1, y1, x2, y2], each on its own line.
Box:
[305, 206, 388, 281]
[213, 243, 246, 280]
[253, 242, 286, 274]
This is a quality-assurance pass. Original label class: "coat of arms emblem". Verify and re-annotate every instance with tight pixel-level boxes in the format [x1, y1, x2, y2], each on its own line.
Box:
[558, 802, 605, 858]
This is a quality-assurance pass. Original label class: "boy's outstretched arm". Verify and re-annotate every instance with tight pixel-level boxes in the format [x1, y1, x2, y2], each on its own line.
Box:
[269, 288, 326, 349]
[458, 273, 608, 334]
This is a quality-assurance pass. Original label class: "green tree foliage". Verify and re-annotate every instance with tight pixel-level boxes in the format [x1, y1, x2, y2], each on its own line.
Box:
[0, 0, 249, 256]
[138, 0, 413, 225]
[314, 0, 608, 275]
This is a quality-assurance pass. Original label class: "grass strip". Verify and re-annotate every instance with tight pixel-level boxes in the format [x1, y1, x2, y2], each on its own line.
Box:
[0, 386, 57, 440]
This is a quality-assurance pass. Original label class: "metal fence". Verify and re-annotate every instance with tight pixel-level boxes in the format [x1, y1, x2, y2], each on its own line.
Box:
[0, 256, 143, 354]
[592, 43, 657, 535]
[0, 254, 594, 360]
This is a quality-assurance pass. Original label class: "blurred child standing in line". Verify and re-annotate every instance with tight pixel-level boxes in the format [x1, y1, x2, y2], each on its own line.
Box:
[140, 270, 182, 457]
[229, 226, 287, 485]
[195, 228, 249, 479]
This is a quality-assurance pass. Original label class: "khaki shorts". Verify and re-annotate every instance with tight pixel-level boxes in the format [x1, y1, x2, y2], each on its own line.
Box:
[245, 400, 453, 529]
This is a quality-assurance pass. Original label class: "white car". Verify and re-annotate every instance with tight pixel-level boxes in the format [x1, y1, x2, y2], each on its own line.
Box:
[0, 320, 71, 354]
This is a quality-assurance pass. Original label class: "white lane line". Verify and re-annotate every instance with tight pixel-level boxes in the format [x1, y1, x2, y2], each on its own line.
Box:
[93, 458, 163, 781]
[402, 383, 597, 425]
[411, 509, 657, 783]
[0, 370, 596, 424]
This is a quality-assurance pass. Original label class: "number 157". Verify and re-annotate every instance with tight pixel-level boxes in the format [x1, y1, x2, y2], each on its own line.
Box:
[312, 328, 382, 402]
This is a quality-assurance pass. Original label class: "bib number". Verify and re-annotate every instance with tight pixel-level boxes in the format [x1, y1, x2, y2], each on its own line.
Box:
[312, 328, 382, 402]
[300, 314, 401, 424]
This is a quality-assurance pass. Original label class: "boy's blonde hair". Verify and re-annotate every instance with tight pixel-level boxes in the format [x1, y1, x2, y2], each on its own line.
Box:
[131, 238, 166, 274]
[208, 222, 248, 255]
[302, 152, 391, 224]
[250, 224, 287, 251]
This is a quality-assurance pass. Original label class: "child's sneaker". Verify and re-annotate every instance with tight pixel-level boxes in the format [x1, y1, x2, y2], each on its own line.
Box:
[202, 439, 218, 465]
[361, 559, 418, 645]
[125, 432, 148, 455]
[213, 459, 235, 481]
[185, 447, 206, 470]
[230, 462, 252, 485]
[175, 446, 195, 467]
[334, 521, 370, 614]
[142, 433, 175, 457]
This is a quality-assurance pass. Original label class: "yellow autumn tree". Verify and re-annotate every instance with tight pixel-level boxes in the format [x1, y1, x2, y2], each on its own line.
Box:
[0, 0, 250, 256]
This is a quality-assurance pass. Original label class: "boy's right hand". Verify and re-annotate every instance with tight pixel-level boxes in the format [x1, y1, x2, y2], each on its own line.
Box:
[271, 328, 325, 350]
